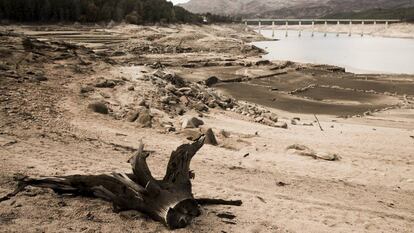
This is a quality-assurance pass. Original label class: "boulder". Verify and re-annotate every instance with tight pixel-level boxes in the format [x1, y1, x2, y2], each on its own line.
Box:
[205, 128, 218, 146]
[80, 85, 94, 94]
[274, 122, 288, 129]
[88, 101, 109, 114]
[137, 109, 152, 128]
[194, 102, 208, 112]
[255, 59, 271, 66]
[182, 117, 204, 129]
[204, 76, 220, 87]
[95, 79, 116, 88]
[126, 108, 145, 122]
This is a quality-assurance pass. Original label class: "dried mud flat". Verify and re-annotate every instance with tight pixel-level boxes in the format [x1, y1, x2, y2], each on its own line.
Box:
[0, 24, 414, 233]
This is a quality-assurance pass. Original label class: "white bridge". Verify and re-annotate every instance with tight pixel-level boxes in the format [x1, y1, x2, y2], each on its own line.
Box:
[243, 19, 401, 37]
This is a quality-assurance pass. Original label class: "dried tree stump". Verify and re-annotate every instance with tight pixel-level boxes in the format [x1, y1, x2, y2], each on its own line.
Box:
[1, 136, 242, 229]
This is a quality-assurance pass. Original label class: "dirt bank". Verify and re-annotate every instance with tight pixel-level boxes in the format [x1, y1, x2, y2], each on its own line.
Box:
[0, 24, 413, 233]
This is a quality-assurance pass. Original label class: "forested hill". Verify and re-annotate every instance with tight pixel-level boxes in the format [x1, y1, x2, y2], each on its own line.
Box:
[324, 7, 414, 21]
[0, 0, 201, 24]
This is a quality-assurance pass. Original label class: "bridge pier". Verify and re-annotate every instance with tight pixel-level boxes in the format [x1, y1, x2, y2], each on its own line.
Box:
[386, 21, 389, 28]
[299, 21, 302, 37]
[311, 21, 314, 37]
[258, 21, 261, 34]
[324, 21, 328, 37]
[272, 21, 275, 37]
[349, 21, 352, 36]
[336, 21, 340, 37]
[285, 21, 288, 37]
[245, 21, 248, 31]
[361, 21, 364, 37]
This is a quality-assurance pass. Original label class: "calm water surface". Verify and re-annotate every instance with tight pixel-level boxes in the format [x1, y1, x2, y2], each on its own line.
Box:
[254, 30, 414, 74]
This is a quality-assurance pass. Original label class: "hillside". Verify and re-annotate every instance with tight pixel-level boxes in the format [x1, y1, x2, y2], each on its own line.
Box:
[180, 0, 414, 18]
[179, 0, 328, 16]
[0, 0, 200, 24]
[324, 7, 414, 21]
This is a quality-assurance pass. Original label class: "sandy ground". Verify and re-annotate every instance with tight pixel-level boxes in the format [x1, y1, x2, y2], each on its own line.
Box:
[1, 24, 414, 233]
[258, 23, 414, 39]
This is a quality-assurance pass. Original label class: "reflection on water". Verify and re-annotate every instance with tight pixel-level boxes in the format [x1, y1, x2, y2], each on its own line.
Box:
[254, 30, 414, 74]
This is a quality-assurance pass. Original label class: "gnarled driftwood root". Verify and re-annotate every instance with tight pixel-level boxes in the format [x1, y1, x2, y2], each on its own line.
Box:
[0, 137, 242, 229]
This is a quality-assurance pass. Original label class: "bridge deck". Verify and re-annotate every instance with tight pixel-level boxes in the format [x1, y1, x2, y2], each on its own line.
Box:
[243, 19, 401, 23]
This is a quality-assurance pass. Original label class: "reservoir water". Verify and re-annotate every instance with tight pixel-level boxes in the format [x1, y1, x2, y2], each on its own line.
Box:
[253, 30, 414, 74]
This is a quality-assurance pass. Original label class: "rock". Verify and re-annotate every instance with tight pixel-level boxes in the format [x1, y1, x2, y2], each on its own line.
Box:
[178, 87, 192, 93]
[137, 109, 152, 128]
[128, 86, 135, 91]
[34, 75, 48, 81]
[254, 116, 264, 122]
[317, 152, 341, 161]
[138, 99, 148, 107]
[126, 108, 145, 122]
[153, 70, 186, 87]
[161, 96, 171, 104]
[182, 117, 204, 129]
[179, 96, 189, 106]
[80, 85, 94, 94]
[194, 102, 208, 112]
[274, 122, 288, 129]
[150, 61, 163, 69]
[181, 129, 203, 141]
[268, 113, 278, 122]
[95, 79, 116, 88]
[255, 60, 271, 66]
[175, 106, 185, 115]
[205, 128, 218, 146]
[99, 92, 111, 99]
[165, 84, 176, 92]
[182, 63, 196, 68]
[219, 129, 231, 138]
[204, 76, 220, 87]
[88, 101, 109, 114]
[207, 100, 217, 108]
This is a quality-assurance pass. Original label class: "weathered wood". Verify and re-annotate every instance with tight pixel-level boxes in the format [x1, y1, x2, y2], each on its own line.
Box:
[0, 136, 242, 229]
[196, 198, 243, 206]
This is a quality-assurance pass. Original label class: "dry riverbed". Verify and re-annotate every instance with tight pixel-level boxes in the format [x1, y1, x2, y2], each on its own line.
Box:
[0, 24, 413, 233]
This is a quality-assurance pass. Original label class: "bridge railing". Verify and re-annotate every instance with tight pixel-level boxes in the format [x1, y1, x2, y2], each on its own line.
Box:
[242, 19, 401, 23]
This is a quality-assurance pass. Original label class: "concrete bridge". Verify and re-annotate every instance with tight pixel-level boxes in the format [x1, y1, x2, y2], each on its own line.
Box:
[243, 18, 401, 37]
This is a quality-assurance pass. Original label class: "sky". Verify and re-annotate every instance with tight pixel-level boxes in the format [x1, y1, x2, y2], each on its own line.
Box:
[169, 0, 190, 5]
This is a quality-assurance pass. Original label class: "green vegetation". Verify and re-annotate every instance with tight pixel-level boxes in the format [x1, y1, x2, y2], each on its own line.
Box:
[0, 0, 202, 24]
[323, 7, 414, 22]
[204, 13, 240, 23]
